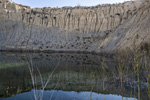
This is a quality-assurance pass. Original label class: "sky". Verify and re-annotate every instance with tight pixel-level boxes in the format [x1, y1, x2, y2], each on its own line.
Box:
[11, 0, 131, 8]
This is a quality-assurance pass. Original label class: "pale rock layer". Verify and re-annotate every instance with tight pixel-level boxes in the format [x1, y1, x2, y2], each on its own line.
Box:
[0, 0, 150, 53]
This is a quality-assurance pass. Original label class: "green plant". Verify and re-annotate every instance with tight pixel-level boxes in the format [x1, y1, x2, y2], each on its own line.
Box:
[0, 62, 26, 69]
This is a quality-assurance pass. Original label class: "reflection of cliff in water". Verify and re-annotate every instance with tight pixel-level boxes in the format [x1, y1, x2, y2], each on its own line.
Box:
[0, 52, 149, 100]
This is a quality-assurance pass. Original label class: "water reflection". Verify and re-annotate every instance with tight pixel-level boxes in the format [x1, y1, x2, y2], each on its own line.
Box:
[0, 52, 149, 100]
[0, 90, 137, 100]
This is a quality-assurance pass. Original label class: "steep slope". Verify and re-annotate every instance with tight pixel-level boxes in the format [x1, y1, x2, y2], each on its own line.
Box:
[0, 0, 149, 53]
[101, 0, 150, 52]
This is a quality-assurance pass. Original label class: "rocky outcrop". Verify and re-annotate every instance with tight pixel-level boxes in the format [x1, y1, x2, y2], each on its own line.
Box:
[0, 0, 150, 53]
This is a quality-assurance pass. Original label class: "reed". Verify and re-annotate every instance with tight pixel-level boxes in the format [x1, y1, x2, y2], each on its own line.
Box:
[27, 55, 60, 100]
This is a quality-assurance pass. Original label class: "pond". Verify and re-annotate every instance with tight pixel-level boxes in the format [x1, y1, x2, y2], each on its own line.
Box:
[0, 52, 149, 100]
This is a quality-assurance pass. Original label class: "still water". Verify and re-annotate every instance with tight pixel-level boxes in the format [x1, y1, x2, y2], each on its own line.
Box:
[0, 52, 149, 100]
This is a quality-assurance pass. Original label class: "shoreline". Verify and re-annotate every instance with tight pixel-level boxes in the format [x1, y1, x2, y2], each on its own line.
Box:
[0, 49, 114, 57]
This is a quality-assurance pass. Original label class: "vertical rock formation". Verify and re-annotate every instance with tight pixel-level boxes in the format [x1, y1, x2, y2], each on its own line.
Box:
[0, 0, 149, 53]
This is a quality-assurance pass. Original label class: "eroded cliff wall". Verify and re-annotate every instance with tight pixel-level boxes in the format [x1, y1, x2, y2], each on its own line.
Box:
[0, 0, 150, 53]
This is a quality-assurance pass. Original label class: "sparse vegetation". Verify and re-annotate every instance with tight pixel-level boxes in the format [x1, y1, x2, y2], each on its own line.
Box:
[0, 62, 26, 69]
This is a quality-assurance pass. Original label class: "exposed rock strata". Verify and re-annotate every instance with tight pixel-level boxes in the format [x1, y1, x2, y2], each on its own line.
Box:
[0, 0, 150, 53]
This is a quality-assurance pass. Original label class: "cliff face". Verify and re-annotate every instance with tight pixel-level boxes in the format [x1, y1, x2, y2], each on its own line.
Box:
[0, 0, 150, 53]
